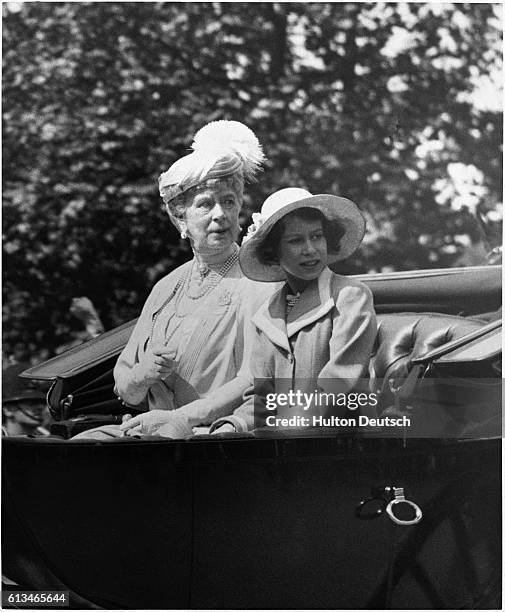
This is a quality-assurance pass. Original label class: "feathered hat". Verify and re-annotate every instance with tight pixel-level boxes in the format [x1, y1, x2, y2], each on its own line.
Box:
[159, 120, 265, 204]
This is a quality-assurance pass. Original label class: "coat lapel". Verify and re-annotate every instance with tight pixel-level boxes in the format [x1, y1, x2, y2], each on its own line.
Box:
[253, 267, 337, 348]
[286, 267, 335, 337]
[252, 287, 291, 351]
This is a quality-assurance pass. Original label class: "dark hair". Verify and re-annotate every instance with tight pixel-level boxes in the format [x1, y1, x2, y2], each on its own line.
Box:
[257, 207, 344, 265]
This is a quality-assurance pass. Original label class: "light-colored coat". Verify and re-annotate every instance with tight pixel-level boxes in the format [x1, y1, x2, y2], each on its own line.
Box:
[114, 259, 277, 424]
[219, 267, 377, 431]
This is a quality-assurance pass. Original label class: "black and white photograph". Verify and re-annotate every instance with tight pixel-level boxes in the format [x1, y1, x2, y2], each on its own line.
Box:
[2, 1, 502, 610]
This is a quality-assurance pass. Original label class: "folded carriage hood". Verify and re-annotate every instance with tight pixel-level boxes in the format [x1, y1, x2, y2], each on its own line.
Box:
[352, 264, 501, 314]
[21, 319, 137, 381]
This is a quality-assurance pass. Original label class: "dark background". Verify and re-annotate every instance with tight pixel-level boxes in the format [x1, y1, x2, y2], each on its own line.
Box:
[2, 2, 502, 363]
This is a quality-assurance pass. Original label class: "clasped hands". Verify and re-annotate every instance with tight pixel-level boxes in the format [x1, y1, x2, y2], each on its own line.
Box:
[141, 343, 178, 383]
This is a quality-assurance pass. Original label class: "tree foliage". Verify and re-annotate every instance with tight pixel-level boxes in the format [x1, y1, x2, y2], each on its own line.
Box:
[2, 2, 502, 361]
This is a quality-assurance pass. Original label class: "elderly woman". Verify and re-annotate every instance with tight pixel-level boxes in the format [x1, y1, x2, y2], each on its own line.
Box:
[76, 121, 269, 439]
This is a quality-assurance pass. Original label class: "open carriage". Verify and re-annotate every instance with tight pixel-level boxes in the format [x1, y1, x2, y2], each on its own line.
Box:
[2, 264, 501, 609]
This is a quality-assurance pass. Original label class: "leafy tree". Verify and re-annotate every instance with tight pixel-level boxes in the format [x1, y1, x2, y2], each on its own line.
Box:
[2, 2, 502, 361]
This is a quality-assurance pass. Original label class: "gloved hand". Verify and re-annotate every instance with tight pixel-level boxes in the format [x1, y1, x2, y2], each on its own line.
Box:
[120, 409, 192, 438]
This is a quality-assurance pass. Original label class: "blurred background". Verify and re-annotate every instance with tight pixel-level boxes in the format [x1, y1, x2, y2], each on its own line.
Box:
[2, 2, 502, 364]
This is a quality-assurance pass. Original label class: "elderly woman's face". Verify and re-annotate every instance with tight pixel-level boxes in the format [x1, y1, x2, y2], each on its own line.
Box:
[182, 181, 241, 256]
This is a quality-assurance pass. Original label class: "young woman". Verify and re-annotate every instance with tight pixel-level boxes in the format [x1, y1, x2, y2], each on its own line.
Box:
[211, 187, 377, 433]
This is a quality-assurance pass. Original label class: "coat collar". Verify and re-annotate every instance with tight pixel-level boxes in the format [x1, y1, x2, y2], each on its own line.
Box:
[252, 267, 335, 351]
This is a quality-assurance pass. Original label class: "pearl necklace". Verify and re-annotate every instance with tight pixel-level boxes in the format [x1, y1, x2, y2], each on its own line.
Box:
[149, 247, 238, 346]
[184, 248, 238, 300]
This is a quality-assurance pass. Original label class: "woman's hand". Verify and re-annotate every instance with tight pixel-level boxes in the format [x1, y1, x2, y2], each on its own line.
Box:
[120, 409, 192, 437]
[139, 344, 177, 383]
[113, 344, 177, 408]
[156, 413, 194, 439]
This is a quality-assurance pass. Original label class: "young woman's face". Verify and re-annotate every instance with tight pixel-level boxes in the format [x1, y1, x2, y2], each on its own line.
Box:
[278, 215, 328, 284]
[182, 181, 241, 256]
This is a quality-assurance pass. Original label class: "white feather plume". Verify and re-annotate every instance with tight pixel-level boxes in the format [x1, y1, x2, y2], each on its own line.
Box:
[192, 120, 265, 181]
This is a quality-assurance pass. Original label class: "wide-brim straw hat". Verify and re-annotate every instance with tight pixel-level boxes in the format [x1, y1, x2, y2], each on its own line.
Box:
[239, 187, 366, 282]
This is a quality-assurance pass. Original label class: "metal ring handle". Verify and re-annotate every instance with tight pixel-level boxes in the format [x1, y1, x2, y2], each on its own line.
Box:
[386, 498, 422, 525]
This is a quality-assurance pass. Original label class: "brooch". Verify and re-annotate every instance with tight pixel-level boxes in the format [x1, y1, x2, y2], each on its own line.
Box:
[218, 289, 232, 306]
